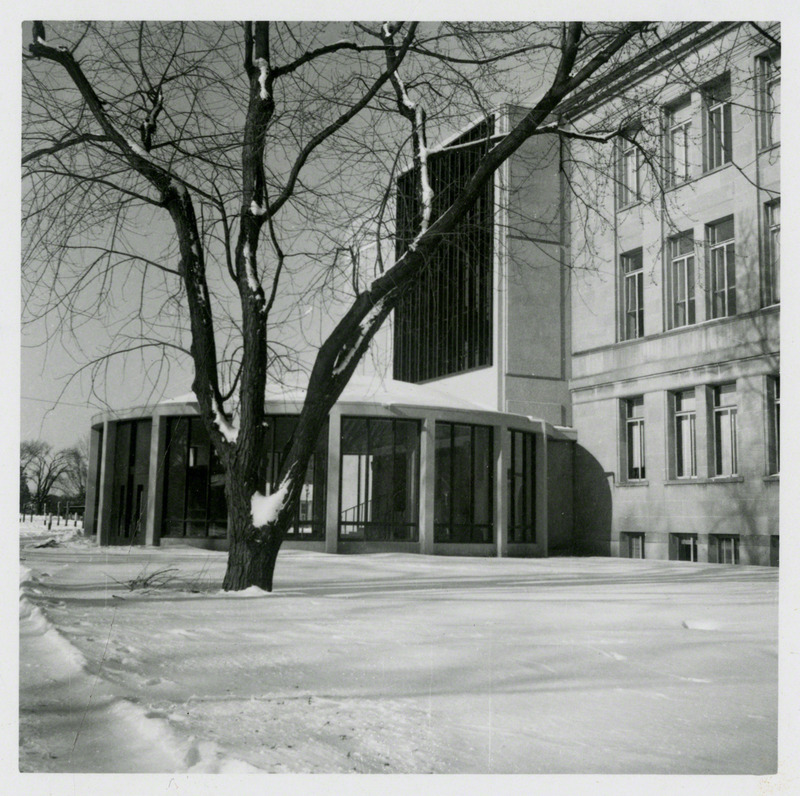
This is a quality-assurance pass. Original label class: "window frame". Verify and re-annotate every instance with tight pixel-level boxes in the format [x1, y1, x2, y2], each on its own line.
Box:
[764, 199, 780, 306]
[673, 389, 697, 479]
[703, 76, 732, 172]
[667, 232, 696, 329]
[665, 97, 692, 187]
[507, 429, 536, 544]
[707, 217, 736, 320]
[434, 421, 494, 544]
[617, 136, 641, 208]
[620, 248, 644, 341]
[757, 51, 781, 149]
[712, 383, 738, 477]
[623, 396, 646, 482]
[767, 375, 780, 475]
[714, 535, 739, 565]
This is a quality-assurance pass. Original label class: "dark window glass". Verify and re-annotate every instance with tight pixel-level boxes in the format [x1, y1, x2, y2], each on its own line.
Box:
[508, 430, 536, 543]
[339, 416, 419, 542]
[434, 422, 494, 543]
[393, 118, 494, 382]
[621, 249, 644, 340]
[704, 76, 732, 171]
[265, 415, 328, 539]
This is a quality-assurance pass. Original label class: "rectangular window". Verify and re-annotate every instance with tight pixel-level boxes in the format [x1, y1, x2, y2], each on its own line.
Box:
[622, 532, 645, 559]
[713, 383, 738, 476]
[617, 137, 640, 207]
[673, 389, 697, 478]
[703, 77, 732, 171]
[435, 422, 494, 543]
[757, 52, 781, 148]
[767, 376, 780, 475]
[339, 417, 419, 542]
[161, 417, 225, 539]
[665, 97, 692, 186]
[621, 249, 644, 340]
[670, 533, 698, 562]
[707, 217, 736, 319]
[625, 397, 646, 481]
[715, 535, 739, 565]
[508, 429, 536, 543]
[264, 415, 329, 540]
[668, 232, 696, 328]
[764, 200, 780, 305]
[393, 118, 494, 383]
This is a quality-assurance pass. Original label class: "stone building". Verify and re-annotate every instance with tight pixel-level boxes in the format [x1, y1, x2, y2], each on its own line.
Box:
[85, 21, 779, 564]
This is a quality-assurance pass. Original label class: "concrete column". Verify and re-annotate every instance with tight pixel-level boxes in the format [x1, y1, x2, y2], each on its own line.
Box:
[83, 425, 103, 536]
[535, 425, 549, 555]
[324, 408, 342, 553]
[495, 424, 509, 557]
[145, 414, 167, 546]
[96, 420, 117, 546]
[418, 413, 436, 555]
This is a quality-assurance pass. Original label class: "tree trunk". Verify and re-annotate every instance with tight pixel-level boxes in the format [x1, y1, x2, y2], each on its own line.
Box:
[221, 464, 285, 592]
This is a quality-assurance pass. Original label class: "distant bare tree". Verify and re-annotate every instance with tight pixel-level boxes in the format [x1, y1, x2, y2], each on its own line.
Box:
[20, 440, 71, 513]
[60, 437, 89, 503]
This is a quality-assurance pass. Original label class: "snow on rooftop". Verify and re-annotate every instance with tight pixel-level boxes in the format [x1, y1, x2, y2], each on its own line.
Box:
[159, 375, 497, 414]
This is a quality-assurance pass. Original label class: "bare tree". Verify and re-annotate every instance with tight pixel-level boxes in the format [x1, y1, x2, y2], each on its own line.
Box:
[59, 437, 89, 503]
[23, 20, 687, 590]
[20, 440, 71, 514]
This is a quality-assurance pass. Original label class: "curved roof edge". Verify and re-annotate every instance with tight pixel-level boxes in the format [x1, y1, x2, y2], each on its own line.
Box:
[92, 375, 575, 439]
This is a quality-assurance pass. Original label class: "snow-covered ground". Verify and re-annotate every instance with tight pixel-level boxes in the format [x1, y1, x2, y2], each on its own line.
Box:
[18, 530, 781, 784]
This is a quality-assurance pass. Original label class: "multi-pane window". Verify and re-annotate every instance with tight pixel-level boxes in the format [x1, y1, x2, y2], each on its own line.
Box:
[757, 53, 781, 148]
[625, 397, 646, 481]
[508, 430, 535, 543]
[713, 383, 738, 476]
[339, 417, 419, 542]
[767, 376, 780, 475]
[707, 217, 736, 319]
[265, 415, 328, 539]
[434, 422, 493, 543]
[621, 249, 644, 340]
[668, 232, 695, 328]
[714, 535, 739, 565]
[665, 98, 692, 186]
[394, 118, 494, 383]
[162, 417, 226, 539]
[703, 77, 732, 171]
[623, 532, 645, 559]
[670, 533, 698, 562]
[673, 389, 697, 478]
[764, 200, 780, 305]
[617, 137, 640, 207]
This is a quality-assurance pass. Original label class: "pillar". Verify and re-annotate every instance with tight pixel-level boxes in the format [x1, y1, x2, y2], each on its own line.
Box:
[96, 420, 116, 546]
[495, 423, 509, 557]
[324, 408, 342, 553]
[145, 414, 167, 546]
[418, 413, 436, 555]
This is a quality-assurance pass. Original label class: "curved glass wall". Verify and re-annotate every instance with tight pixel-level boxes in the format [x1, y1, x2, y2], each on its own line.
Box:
[434, 422, 493, 543]
[162, 417, 227, 538]
[508, 429, 536, 543]
[339, 416, 420, 541]
[264, 415, 327, 539]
